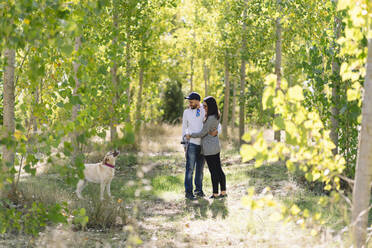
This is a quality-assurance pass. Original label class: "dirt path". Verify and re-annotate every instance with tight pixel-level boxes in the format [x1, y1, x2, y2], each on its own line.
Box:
[129, 125, 343, 248]
[133, 161, 341, 248]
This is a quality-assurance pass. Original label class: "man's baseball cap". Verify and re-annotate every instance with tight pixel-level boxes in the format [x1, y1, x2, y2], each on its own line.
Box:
[184, 92, 201, 101]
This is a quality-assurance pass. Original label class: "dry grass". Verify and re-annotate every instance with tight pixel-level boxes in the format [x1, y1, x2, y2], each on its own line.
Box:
[34, 224, 127, 248]
[17, 173, 127, 231]
[138, 123, 184, 154]
[138, 124, 244, 154]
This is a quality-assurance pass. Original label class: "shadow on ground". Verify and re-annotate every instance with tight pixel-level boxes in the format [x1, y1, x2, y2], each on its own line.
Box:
[185, 198, 229, 220]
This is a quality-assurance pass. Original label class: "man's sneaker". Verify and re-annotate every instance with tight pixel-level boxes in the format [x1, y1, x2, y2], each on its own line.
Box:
[195, 191, 205, 197]
[185, 193, 197, 201]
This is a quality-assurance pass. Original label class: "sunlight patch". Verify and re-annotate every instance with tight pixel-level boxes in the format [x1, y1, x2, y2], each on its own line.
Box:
[158, 191, 182, 201]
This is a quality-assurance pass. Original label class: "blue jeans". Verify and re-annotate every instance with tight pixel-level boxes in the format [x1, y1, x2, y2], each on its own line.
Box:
[185, 143, 204, 195]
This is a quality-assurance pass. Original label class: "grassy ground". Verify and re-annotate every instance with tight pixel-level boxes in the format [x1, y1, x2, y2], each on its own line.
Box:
[0, 124, 352, 247]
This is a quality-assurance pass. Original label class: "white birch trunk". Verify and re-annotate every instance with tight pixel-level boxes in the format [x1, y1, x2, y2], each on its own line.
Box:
[274, 0, 282, 142]
[352, 36, 372, 248]
[222, 52, 230, 139]
[2, 48, 16, 171]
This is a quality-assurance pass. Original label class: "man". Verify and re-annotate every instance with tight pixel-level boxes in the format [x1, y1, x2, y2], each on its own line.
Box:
[182, 92, 218, 200]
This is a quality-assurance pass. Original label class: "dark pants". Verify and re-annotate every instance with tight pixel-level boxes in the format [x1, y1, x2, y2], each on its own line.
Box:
[205, 153, 226, 194]
[185, 143, 204, 195]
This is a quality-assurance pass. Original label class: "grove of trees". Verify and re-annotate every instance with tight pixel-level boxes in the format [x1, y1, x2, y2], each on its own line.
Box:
[1, 0, 371, 246]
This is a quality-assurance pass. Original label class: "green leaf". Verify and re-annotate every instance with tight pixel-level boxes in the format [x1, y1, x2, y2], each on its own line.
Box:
[273, 116, 285, 131]
[98, 65, 107, 74]
[286, 160, 295, 173]
[347, 89, 358, 101]
[290, 204, 301, 216]
[242, 133, 251, 142]
[287, 85, 304, 102]
[240, 144, 256, 162]
[262, 87, 274, 110]
[48, 204, 67, 224]
[79, 208, 86, 216]
[305, 172, 313, 182]
[61, 44, 74, 55]
[312, 172, 321, 181]
[337, 0, 351, 11]
[70, 95, 83, 105]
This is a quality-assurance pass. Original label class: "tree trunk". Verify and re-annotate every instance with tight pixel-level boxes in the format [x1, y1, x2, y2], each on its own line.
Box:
[230, 75, 237, 136]
[110, 5, 118, 142]
[239, 5, 247, 146]
[330, 11, 341, 155]
[150, 96, 154, 124]
[352, 36, 372, 248]
[190, 56, 194, 92]
[72, 36, 81, 159]
[207, 68, 211, 95]
[2, 48, 16, 171]
[72, 36, 81, 123]
[126, 29, 131, 123]
[39, 80, 43, 105]
[135, 62, 144, 135]
[274, 0, 282, 142]
[31, 86, 39, 133]
[222, 51, 230, 139]
[203, 62, 208, 97]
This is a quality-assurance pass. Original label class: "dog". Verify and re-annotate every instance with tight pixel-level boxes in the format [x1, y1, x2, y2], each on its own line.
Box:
[75, 150, 120, 200]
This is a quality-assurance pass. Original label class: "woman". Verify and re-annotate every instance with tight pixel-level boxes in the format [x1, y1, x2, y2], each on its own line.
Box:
[186, 96, 227, 199]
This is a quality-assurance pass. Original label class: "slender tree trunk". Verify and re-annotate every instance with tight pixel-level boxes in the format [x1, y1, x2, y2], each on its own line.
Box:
[2, 48, 16, 172]
[190, 56, 194, 92]
[222, 51, 230, 139]
[230, 75, 237, 136]
[330, 10, 341, 155]
[239, 63, 246, 146]
[352, 36, 372, 248]
[30, 86, 38, 133]
[72, 36, 81, 124]
[135, 61, 144, 135]
[207, 68, 211, 94]
[274, 0, 282, 142]
[203, 62, 208, 97]
[39, 80, 43, 105]
[150, 97, 154, 124]
[126, 29, 131, 123]
[72, 36, 81, 158]
[110, 5, 118, 142]
[239, 4, 247, 146]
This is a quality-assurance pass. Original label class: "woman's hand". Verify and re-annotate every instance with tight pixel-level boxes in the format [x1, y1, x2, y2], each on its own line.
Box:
[186, 134, 191, 140]
[208, 128, 218, 137]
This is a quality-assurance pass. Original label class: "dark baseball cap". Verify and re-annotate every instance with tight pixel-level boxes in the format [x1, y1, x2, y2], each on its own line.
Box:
[184, 92, 201, 101]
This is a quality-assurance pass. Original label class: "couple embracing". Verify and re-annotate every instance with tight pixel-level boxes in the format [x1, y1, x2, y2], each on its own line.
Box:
[182, 92, 227, 200]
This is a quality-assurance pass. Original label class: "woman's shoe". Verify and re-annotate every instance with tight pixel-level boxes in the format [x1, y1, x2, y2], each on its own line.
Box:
[219, 194, 227, 198]
[209, 195, 219, 199]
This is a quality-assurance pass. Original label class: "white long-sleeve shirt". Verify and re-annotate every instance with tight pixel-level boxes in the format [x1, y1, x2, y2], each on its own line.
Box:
[182, 104, 205, 145]
[182, 104, 221, 146]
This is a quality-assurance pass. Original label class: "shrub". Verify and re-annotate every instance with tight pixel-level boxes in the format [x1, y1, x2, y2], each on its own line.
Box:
[0, 199, 68, 236]
[116, 153, 137, 170]
[73, 197, 126, 230]
[161, 80, 184, 124]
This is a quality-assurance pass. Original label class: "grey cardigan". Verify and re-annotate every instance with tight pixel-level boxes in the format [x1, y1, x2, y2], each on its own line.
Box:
[190, 115, 220, 156]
